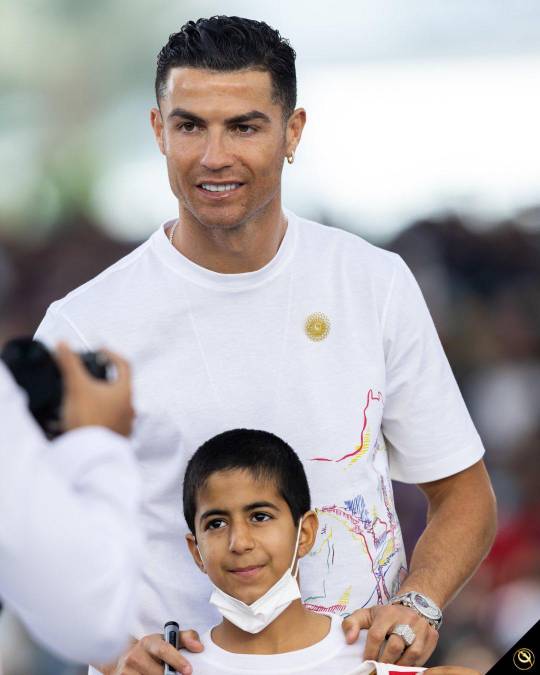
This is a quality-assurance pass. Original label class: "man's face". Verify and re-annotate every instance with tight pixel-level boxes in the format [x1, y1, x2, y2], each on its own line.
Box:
[151, 67, 304, 231]
[187, 469, 301, 605]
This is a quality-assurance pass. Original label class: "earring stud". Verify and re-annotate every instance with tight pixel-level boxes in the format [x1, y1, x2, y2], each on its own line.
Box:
[286, 151, 295, 164]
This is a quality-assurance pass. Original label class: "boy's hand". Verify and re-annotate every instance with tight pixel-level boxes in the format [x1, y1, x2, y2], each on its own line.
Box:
[55, 342, 134, 438]
[342, 604, 438, 666]
[97, 630, 203, 675]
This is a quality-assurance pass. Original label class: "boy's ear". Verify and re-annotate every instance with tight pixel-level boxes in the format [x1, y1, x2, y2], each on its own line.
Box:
[186, 532, 206, 574]
[297, 510, 319, 559]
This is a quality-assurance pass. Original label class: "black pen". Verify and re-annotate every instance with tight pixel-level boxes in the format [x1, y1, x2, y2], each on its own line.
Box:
[163, 621, 179, 675]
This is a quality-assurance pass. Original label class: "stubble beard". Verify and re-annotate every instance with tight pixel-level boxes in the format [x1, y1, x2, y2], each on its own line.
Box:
[177, 183, 282, 234]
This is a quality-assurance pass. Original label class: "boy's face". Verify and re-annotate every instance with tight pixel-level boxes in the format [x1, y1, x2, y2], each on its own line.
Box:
[186, 469, 316, 606]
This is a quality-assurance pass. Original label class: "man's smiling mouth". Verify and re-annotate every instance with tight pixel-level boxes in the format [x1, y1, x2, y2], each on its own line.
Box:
[199, 182, 243, 193]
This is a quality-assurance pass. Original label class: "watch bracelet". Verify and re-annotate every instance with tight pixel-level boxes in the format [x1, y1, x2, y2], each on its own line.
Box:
[390, 594, 442, 630]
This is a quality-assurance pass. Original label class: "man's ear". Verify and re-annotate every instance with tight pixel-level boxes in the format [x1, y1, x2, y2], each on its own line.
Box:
[186, 532, 206, 574]
[285, 107, 306, 158]
[150, 107, 166, 155]
[297, 509, 318, 559]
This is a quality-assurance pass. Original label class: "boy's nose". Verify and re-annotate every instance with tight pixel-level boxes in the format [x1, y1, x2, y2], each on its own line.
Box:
[228, 524, 255, 554]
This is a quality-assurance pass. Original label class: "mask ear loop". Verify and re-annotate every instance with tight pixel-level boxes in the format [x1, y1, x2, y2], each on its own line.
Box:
[196, 542, 206, 570]
[290, 516, 304, 578]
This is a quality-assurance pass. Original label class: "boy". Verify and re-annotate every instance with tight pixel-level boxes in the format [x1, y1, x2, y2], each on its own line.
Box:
[181, 428, 427, 674]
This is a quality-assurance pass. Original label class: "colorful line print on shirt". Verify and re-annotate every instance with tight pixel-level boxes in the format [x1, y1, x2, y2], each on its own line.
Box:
[304, 583, 352, 616]
[311, 388, 383, 463]
[304, 476, 403, 614]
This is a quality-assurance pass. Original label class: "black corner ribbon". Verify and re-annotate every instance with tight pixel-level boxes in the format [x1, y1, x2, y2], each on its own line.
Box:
[487, 620, 539, 674]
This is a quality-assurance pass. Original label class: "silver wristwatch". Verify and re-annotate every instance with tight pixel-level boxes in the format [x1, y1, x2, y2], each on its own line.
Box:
[390, 591, 443, 630]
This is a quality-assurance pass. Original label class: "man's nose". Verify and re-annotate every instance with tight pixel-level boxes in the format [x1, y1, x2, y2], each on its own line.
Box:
[200, 131, 234, 171]
[229, 522, 255, 554]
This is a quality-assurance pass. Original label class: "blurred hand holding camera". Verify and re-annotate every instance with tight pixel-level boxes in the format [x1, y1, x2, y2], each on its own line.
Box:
[56, 342, 134, 438]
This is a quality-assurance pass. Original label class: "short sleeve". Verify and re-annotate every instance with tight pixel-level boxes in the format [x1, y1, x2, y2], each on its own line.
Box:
[35, 306, 90, 351]
[381, 256, 484, 483]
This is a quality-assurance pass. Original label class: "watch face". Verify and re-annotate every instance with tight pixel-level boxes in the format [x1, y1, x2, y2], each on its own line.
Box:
[413, 593, 441, 619]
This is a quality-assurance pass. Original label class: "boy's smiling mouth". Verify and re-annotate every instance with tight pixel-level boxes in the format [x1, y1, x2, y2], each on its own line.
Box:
[229, 565, 265, 579]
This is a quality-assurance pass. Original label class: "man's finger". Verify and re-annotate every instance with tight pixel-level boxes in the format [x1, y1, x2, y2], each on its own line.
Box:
[392, 637, 425, 667]
[378, 633, 406, 664]
[100, 348, 131, 383]
[342, 608, 371, 644]
[362, 620, 390, 661]
[55, 341, 87, 387]
[178, 629, 204, 653]
[395, 626, 438, 667]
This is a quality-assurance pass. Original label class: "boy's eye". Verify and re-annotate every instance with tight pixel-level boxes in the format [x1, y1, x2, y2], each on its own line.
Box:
[251, 512, 272, 523]
[206, 518, 226, 530]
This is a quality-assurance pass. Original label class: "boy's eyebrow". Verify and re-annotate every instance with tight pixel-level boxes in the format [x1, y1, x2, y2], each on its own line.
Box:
[167, 108, 271, 126]
[243, 501, 280, 511]
[199, 501, 280, 523]
[199, 508, 229, 522]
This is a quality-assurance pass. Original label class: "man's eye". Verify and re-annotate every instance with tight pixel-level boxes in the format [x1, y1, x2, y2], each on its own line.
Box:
[235, 124, 256, 134]
[206, 519, 226, 530]
[178, 122, 197, 132]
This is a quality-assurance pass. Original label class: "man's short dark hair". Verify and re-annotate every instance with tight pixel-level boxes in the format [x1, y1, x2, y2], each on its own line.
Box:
[155, 16, 297, 118]
[183, 429, 310, 535]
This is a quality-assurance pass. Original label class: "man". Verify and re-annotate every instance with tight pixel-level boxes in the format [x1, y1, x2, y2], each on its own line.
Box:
[0, 343, 142, 666]
[35, 16, 497, 672]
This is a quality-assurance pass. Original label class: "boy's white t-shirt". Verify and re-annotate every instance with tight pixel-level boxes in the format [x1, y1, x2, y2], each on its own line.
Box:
[36, 211, 484, 641]
[186, 615, 426, 674]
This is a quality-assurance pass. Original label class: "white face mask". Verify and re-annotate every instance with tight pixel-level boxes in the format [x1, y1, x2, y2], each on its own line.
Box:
[198, 518, 303, 634]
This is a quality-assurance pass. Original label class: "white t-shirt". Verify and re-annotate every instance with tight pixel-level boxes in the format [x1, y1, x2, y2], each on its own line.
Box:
[35, 211, 484, 641]
[0, 362, 142, 664]
[186, 615, 425, 674]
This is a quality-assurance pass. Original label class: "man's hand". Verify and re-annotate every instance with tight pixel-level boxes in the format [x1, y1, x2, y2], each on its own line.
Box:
[343, 604, 438, 666]
[95, 630, 203, 675]
[55, 342, 134, 437]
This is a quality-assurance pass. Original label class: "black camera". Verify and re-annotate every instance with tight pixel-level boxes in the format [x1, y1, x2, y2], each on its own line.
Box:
[1, 337, 109, 438]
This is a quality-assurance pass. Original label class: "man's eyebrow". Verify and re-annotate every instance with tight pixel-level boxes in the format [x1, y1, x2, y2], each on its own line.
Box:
[167, 108, 205, 124]
[224, 110, 271, 125]
[167, 108, 271, 126]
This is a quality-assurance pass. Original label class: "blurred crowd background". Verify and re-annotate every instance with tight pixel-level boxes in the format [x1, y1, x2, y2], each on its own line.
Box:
[1, 1, 539, 673]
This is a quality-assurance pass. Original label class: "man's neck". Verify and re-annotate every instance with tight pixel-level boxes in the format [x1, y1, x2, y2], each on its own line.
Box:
[171, 197, 287, 274]
[210, 600, 331, 655]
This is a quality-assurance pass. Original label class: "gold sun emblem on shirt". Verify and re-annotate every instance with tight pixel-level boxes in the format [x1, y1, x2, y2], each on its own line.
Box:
[304, 312, 331, 342]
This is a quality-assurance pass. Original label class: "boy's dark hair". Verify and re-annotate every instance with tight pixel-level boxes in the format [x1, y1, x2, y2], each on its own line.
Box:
[183, 429, 310, 535]
[155, 16, 297, 118]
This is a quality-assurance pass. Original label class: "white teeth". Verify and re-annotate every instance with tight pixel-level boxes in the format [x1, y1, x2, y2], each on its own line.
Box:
[200, 183, 241, 192]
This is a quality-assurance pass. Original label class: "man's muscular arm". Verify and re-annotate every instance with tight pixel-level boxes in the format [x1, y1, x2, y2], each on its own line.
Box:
[400, 459, 497, 606]
[343, 459, 497, 666]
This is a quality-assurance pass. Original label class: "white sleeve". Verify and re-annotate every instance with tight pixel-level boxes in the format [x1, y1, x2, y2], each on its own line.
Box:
[0, 362, 142, 664]
[35, 305, 90, 351]
[381, 256, 485, 484]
